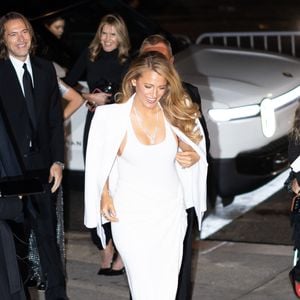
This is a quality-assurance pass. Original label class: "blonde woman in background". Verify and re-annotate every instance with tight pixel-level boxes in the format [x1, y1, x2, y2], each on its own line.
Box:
[64, 13, 131, 276]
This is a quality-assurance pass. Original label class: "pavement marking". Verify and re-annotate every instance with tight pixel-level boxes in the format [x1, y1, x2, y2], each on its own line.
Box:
[198, 241, 228, 254]
[200, 169, 290, 239]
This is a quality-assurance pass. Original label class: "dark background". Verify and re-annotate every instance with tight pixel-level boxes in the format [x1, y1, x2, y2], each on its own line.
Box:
[0, 0, 296, 243]
[3, 0, 300, 40]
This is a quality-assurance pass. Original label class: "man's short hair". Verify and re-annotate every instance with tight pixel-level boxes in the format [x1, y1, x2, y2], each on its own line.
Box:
[140, 34, 173, 57]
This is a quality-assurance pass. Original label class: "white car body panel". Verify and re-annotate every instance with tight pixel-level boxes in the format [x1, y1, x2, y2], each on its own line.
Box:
[175, 45, 300, 159]
[207, 101, 298, 158]
[175, 46, 300, 107]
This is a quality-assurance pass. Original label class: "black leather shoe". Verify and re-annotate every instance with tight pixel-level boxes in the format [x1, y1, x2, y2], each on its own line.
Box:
[26, 277, 38, 287]
[107, 267, 125, 276]
[97, 267, 112, 275]
[38, 281, 46, 290]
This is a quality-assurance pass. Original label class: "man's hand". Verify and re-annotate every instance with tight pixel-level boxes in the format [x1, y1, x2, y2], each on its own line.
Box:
[48, 163, 63, 193]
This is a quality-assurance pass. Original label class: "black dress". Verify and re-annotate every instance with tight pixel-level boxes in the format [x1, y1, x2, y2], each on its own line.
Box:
[64, 47, 130, 249]
[64, 48, 130, 157]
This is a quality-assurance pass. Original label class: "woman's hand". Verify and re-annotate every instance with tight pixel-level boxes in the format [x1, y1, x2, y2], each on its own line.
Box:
[176, 138, 200, 168]
[176, 150, 200, 168]
[292, 178, 300, 194]
[83, 91, 112, 111]
[101, 194, 119, 222]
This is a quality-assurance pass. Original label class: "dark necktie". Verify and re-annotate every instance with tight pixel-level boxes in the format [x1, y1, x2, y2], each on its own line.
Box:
[22, 63, 37, 130]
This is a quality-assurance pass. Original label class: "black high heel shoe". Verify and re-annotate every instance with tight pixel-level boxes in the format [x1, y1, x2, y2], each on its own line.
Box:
[107, 267, 125, 276]
[97, 266, 112, 275]
[97, 266, 125, 276]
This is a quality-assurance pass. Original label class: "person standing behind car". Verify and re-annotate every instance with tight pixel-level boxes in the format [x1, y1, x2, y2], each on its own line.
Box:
[0, 12, 67, 299]
[139, 34, 210, 300]
[287, 104, 300, 298]
[64, 13, 131, 276]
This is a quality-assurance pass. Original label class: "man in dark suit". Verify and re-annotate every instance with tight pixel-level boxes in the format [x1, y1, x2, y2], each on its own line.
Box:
[0, 12, 67, 299]
[140, 34, 210, 300]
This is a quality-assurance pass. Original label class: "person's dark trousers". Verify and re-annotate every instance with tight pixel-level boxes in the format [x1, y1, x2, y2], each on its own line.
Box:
[176, 207, 196, 300]
[9, 221, 31, 299]
[13, 184, 67, 300]
[29, 185, 67, 299]
[0, 221, 26, 300]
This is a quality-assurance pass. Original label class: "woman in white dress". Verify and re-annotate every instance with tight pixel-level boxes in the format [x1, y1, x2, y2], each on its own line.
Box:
[84, 52, 208, 299]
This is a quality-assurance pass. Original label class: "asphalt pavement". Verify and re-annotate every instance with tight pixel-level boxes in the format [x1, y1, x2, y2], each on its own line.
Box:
[28, 168, 293, 300]
[28, 229, 296, 300]
[39, 173, 296, 300]
[64, 231, 297, 300]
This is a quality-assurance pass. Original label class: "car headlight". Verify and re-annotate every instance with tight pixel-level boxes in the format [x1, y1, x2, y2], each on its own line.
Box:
[208, 99, 275, 137]
[208, 105, 260, 122]
[260, 98, 276, 138]
[209, 85, 300, 123]
[272, 85, 300, 109]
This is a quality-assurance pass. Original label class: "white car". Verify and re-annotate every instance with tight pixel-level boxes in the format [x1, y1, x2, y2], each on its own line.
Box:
[175, 45, 300, 198]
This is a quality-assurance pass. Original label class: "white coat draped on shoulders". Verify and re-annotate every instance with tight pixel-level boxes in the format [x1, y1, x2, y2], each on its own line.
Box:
[84, 94, 208, 246]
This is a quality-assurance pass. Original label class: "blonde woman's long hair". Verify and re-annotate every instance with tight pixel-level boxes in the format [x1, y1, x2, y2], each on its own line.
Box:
[88, 14, 130, 64]
[118, 52, 202, 144]
[290, 103, 300, 144]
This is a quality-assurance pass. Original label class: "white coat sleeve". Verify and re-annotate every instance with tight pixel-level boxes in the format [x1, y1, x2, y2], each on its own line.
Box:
[84, 108, 108, 245]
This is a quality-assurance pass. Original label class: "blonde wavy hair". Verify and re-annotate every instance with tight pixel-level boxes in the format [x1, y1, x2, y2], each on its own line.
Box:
[117, 52, 202, 144]
[88, 14, 130, 63]
[290, 103, 300, 144]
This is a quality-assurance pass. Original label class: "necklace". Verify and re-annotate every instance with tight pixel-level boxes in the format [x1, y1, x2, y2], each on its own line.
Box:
[133, 105, 159, 144]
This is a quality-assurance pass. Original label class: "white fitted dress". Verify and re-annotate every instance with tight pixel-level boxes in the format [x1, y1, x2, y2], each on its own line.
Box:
[111, 118, 187, 300]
